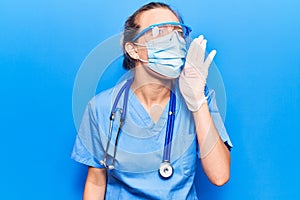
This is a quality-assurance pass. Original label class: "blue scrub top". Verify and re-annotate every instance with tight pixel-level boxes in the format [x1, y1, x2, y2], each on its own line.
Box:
[71, 80, 232, 199]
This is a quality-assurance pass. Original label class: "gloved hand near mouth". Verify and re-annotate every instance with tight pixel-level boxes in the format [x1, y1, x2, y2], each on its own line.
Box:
[179, 35, 216, 112]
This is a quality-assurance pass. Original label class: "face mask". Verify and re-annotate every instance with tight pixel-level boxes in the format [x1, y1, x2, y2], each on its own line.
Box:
[138, 31, 187, 78]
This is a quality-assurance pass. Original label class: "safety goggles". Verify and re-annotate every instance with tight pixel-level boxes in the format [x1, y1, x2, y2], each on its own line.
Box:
[132, 22, 192, 42]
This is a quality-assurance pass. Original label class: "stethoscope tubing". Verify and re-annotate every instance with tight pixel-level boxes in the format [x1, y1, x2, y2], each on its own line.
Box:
[101, 79, 133, 169]
[163, 89, 176, 162]
[101, 79, 176, 178]
[110, 79, 132, 168]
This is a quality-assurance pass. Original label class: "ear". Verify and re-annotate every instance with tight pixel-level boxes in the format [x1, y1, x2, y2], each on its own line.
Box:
[125, 42, 139, 60]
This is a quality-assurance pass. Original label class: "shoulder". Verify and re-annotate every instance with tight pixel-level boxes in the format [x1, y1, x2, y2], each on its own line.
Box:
[204, 86, 222, 113]
[89, 81, 128, 111]
[204, 85, 216, 101]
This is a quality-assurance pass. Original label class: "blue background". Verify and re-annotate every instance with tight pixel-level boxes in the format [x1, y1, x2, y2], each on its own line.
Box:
[1, 0, 299, 199]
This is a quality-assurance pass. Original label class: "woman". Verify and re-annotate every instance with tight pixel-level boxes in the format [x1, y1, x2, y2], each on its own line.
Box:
[72, 2, 232, 199]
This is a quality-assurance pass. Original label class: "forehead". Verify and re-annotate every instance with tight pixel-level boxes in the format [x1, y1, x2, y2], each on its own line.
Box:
[136, 8, 180, 30]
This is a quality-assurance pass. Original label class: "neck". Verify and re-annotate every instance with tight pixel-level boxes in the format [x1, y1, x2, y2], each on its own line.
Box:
[132, 77, 171, 108]
[131, 62, 175, 122]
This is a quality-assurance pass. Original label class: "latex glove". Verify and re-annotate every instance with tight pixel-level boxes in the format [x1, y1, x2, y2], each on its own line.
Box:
[179, 35, 216, 112]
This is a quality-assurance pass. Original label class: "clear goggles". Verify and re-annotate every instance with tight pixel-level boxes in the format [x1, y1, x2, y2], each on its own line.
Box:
[132, 22, 192, 42]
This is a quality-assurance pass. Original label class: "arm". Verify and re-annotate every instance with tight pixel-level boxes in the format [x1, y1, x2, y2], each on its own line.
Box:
[179, 35, 231, 186]
[193, 103, 230, 186]
[83, 167, 107, 200]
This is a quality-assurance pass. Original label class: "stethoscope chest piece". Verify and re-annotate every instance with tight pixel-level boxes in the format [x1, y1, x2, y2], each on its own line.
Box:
[101, 79, 177, 179]
[159, 161, 173, 179]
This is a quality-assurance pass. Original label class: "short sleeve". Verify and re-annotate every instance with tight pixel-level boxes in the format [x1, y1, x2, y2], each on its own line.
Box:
[205, 86, 233, 150]
[71, 99, 105, 168]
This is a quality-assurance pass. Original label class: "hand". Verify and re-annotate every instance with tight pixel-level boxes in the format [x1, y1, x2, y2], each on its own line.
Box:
[179, 35, 216, 112]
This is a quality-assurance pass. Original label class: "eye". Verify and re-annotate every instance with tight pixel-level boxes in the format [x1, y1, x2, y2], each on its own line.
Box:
[158, 27, 168, 36]
[151, 26, 160, 38]
[174, 26, 183, 32]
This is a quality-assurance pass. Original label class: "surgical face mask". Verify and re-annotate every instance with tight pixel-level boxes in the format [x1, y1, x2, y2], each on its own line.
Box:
[136, 30, 188, 78]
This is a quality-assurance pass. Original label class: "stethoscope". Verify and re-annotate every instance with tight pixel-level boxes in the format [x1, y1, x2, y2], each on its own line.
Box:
[100, 79, 176, 179]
